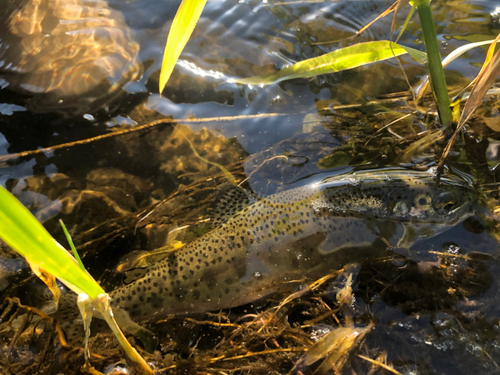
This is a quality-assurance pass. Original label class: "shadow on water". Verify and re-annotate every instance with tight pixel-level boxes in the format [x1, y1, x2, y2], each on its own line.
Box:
[0, 0, 500, 373]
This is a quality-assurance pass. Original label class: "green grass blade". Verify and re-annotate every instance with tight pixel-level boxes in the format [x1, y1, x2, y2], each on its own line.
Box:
[59, 219, 85, 271]
[416, 0, 452, 127]
[234, 41, 426, 85]
[159, 0, 207, 94]
[0, 186, 104, 299]
[396, 0, 417, 42]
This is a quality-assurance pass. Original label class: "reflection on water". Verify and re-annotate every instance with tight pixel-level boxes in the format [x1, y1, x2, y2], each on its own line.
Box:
[0, 0, 500, 373]
[0, 0, 497, 122]
[0, 0, 141, 115]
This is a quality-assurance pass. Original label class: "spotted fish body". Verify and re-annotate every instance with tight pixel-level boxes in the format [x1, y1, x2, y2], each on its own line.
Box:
[107, 168, 475, 324]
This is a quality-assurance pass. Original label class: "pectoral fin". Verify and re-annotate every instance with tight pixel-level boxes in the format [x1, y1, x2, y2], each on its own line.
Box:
[397, 223, 417, 249]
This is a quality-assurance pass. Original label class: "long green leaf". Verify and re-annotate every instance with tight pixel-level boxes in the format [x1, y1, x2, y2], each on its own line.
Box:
[60, 219, 85, 271]
[234, 41, 426, 85]
[0, 187, 154, 373]
[0, 186, 104, 299]
[416, 0, 452, 127]
[159, 0, 207, 94]
[395, 0, 416, 42]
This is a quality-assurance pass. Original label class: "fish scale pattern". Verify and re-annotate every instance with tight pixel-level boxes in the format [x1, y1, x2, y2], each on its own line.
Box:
[55, 170, 475, 344]
[108, 171, 475, 322]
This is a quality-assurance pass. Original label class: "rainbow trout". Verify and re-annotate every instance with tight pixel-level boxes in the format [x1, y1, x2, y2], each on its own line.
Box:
[58, 168, 476, 344]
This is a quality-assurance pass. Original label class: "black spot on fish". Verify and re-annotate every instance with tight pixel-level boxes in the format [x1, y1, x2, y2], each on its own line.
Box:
[152, 298, 163, 309]
[193, 290, 200, 300]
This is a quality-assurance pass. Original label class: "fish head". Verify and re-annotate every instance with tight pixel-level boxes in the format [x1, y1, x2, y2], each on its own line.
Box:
[366, 169, 477, 245]
[320, 168, 477, 244]
[384, 171, 476, 226]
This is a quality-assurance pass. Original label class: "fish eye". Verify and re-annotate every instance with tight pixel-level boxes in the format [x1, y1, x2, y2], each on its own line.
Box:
[434, 192, 457, 212]
[442, 202, 456, 210]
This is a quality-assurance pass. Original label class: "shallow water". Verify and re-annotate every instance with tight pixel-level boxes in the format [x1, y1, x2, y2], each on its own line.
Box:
[0, 0, 500, 373]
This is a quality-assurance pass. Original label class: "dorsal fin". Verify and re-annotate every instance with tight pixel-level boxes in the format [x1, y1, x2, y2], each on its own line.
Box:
[211, 184, 256, 228]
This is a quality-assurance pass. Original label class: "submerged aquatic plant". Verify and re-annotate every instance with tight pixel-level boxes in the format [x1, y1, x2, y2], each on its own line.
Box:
[0, 186, 154, 374]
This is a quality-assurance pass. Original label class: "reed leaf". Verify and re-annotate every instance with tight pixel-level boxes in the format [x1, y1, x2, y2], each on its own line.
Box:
[438, 38, 500, 172]
[234, 41, 426, 85]
[0, 186, 103, 298]
[416, 0, 452, 127]
[416, 39, 500, 102]
[0, 186, 154, 373]
[159, 0, 208, 94]
[459, 47, 500, 129]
